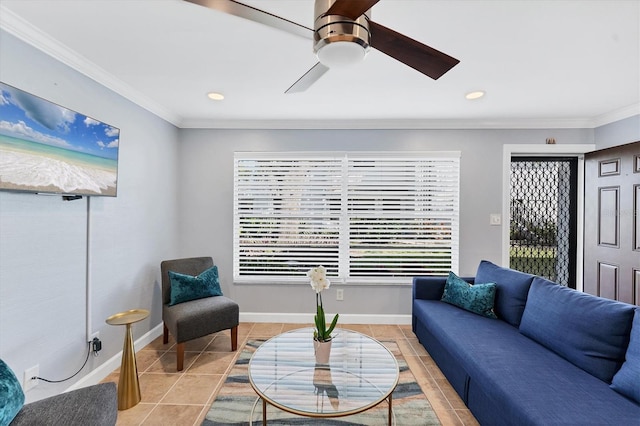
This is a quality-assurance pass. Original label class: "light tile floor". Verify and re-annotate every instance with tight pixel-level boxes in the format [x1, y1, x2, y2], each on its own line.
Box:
[102, 323, 479, 426]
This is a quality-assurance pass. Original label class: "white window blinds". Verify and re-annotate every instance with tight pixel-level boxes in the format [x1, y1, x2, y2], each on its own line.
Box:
[234, 152, 460, 284]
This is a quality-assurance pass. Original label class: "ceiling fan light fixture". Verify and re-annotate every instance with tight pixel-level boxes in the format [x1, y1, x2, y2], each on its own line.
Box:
[313, 0, 371, 68]
[317, 41, 367, 67]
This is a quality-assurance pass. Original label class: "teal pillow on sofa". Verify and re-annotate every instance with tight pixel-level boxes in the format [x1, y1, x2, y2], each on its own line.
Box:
[611, 309, 640, 403]
[0, 359, 25, 425]
[168, 265, 223, 306]
[441, 271, 498, 319]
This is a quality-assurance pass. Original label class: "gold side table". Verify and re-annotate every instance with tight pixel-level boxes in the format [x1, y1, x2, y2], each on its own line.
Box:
[106, 309, 150, 410]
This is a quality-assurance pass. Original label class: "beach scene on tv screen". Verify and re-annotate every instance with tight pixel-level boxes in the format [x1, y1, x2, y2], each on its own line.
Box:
[0, 82, 119, 196]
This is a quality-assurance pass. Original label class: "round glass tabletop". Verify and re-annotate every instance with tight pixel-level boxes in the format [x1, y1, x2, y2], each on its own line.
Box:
[248, 327, 399, 419]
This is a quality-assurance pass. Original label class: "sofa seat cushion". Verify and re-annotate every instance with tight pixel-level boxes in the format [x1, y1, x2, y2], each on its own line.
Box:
[466, 342, 640, 426]
[163, 295, 239, 343]
[520, 277, 636, 383]
[475, 260, 535, 327]
[414, 299, 543, 376]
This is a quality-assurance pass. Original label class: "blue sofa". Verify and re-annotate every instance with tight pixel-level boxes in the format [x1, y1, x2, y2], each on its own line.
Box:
[412, 260, 640, 426]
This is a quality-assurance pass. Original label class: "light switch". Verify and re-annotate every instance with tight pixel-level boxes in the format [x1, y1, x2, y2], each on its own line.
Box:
[490, 214, 501, 226]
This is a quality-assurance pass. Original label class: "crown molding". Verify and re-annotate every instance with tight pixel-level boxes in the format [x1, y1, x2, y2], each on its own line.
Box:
[0, 5, 181, 127]
[178, 117, 595, 130]
[591, 103, 640, 128]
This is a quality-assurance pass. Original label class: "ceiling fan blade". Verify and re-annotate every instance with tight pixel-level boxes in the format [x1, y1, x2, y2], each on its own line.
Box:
[184, 0, 313, 39]
[285, 62, 330, 93]
[368, 20, 459, 80]
[324, 0, 380, 20]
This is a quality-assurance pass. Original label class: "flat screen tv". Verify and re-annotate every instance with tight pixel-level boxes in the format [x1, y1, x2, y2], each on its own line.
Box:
[0, 82, 120, 197]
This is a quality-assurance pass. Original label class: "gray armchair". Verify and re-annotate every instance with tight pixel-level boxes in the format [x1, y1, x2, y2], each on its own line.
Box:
[10, 382, 117, 425]
[161, 257, 239, 371]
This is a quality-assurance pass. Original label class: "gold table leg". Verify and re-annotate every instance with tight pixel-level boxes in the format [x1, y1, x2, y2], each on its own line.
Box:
[117, 323, 141, 410]
[106, 309, 148, 411]
[263, 398, 267, 425]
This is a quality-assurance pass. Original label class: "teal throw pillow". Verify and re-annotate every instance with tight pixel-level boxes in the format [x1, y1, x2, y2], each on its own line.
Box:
[441, 271, 498, 319]
[168, 265, 223, 306]
[610, 309, 640, 403]
[0, 359, 25, 425]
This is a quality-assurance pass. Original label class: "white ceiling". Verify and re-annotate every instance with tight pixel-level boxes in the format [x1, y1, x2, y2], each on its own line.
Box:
[1, 0, 639, 129]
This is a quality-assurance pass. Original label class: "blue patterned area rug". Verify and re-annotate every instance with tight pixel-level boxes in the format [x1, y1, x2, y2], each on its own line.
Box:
[202, 339, 441, 426]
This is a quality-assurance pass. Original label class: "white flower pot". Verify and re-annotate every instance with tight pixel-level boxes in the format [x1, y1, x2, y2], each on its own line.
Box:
[313, 338, 332, 365]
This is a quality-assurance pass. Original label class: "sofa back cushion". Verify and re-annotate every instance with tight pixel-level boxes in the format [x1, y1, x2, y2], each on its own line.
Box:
[610, 308, 640, 403]
[475, 260, 535, 327]
[520, 277, 636, 383]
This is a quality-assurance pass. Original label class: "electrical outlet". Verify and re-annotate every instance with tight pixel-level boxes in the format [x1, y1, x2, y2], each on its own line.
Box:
[336, 289, 344, 301]
[24, 365, 39, 391]
[490, 214, 502, 226]
[92, 337, 102, 353]
[89, 331, 99, 343]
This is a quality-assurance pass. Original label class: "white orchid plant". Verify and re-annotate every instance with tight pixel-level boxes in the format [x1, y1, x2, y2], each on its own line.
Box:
[307, 266, 339, 342]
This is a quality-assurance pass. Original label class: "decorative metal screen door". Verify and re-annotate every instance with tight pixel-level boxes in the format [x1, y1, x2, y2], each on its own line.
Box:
[510, 157, 578, 288]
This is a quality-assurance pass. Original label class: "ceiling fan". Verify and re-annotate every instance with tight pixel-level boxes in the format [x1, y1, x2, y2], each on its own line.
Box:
[184, 0, 460, 93]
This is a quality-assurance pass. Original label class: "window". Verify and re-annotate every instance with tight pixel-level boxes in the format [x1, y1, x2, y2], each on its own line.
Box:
[234, 151, 460, 284]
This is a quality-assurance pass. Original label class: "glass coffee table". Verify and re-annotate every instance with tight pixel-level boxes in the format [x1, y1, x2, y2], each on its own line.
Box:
[248, 328, 399, 425]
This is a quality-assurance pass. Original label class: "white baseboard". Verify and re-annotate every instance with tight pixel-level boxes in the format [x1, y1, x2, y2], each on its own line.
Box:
[66, 323, 163, 392]
[65, 313, 410, 391]
[240, 312, 411, 325]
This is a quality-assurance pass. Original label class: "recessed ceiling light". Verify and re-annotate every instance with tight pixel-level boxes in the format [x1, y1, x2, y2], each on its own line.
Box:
[207, 92, 225, 101]
[465, 90, 485, 100]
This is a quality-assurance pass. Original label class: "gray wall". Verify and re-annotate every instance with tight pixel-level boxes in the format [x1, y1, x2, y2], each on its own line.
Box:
[594, 114, 640, 149]
[177, 128, 592, 316]
[0, 32, 180, 402]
